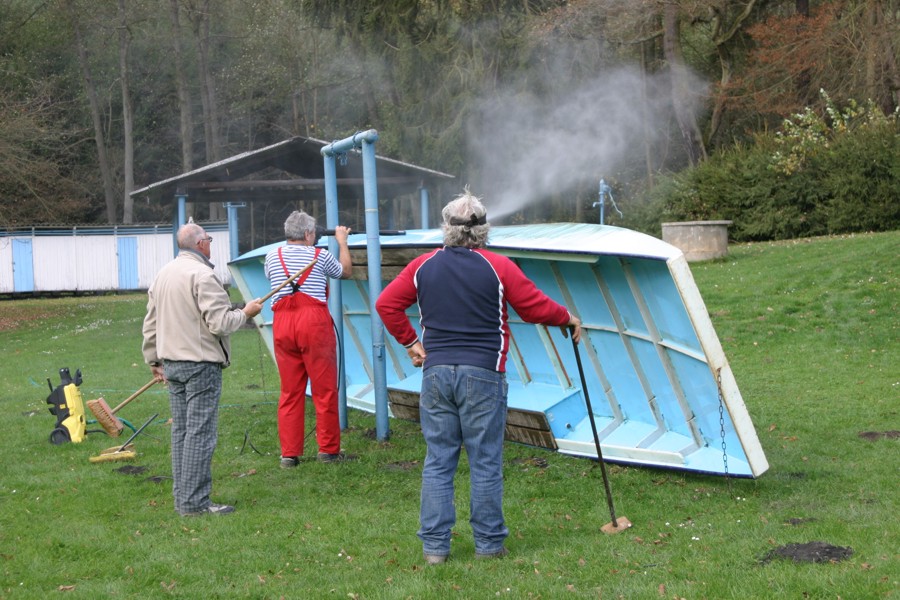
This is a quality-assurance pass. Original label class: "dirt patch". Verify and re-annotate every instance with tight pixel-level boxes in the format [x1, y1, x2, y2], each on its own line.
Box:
[383, 460, 420, 472]
[115, 465, 148, 475]
[858, 430, 900, 441]
[0, 309, 55, 332]
[784, 517, 816, 526]
[510, 457, 549, 469]
[761, 541, 853, 564]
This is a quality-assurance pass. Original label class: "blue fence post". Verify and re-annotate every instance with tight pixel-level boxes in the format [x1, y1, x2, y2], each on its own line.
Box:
[225, 202, 244, 263]
[175, 191, 188, 255]
[322, 130, 390, 441]
[322, 145, 348, 430]
[419, 185, 430, 229]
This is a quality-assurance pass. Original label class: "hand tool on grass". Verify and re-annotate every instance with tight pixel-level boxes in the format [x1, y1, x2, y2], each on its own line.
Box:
[566, 326, 632, 534]
[259, 258, 318, 304]
[89, 412, 158, 464]
[87, 377, 160, 437]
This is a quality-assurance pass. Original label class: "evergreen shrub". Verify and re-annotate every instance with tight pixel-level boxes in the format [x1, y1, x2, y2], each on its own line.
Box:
[652, 94, 900, 241]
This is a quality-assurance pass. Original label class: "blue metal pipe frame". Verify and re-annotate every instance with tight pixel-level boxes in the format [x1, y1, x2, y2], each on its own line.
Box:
[322, 130, 390, 441]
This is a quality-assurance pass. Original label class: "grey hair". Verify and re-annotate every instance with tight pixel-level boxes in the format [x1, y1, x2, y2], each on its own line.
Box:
[284, 210, 317, 241]
[441, 188, 490, 248]
[176, 223, 205, 250]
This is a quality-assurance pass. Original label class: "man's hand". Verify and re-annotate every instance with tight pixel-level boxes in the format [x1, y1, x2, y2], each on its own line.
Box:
[567, 313, 582, 343]
[150, 364, 166, 383]
[243, 298, 263, 318]
[406, 341, 426, 368]
[333, 225, 351, 244]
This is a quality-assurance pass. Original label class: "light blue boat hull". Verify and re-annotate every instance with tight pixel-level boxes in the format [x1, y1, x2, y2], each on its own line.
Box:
[229, 223, 768, 478]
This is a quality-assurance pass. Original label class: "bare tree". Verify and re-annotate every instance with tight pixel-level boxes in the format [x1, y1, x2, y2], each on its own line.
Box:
[118, 0, 135, 223]
[699, 1, 762, 145]
[65, 0, 117, 223]
[662, 1, 706, 166]
[170, 0, 194, 173]
[186, 0, 224, 220]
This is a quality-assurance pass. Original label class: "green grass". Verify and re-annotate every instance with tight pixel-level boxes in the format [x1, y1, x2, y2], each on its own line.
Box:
[1, 231, 897, 599]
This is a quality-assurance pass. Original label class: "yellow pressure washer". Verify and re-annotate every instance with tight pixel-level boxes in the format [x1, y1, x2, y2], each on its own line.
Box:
[46, 367, 86, 444]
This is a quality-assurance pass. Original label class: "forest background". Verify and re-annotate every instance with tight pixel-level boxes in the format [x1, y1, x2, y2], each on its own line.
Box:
[1, 0, 898, 242]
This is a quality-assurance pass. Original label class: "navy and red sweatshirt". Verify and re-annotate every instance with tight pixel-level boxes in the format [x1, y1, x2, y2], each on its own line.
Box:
[375, 246, 571, 372]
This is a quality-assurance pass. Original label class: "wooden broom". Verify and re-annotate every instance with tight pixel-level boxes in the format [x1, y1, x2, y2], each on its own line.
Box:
[87, 377, 160, 437]
[89, 413, 158, 463]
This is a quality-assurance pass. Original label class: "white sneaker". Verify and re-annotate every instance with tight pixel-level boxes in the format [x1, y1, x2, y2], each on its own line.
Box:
[181, 502, 235, 517]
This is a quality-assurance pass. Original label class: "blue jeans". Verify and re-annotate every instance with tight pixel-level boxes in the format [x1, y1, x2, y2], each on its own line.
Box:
[418, 365, 509, 556]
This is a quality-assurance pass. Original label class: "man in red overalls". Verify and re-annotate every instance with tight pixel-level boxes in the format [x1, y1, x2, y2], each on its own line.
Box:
[264, 211, 354, 467]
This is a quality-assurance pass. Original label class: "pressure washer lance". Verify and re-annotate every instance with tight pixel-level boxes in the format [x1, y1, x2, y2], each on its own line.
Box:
[565, 325, 632, 534]
[314, 227, 405, 244]
[89, 412, 159, 464]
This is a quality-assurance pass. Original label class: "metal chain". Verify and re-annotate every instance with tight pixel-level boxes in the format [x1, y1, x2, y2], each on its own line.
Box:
[716, 368, 730, 481]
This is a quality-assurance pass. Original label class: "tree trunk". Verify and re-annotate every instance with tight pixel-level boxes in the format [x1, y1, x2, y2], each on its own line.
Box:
[190, 0, 223, 220]
[876, 0, 900, 112]
[795, 0, 812, 105]
[118, 0, 135, 224]
[640, 38, 655, 188]
[707, 0, 759, 146]
[662, 2, 707, 166]
[170, 0, 193, 173]
[169, 0, 194, 219]
[65, 0, 117, 224]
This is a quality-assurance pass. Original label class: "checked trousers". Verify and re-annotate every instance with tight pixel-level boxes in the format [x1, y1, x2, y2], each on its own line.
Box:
[163, 360, 222, 515]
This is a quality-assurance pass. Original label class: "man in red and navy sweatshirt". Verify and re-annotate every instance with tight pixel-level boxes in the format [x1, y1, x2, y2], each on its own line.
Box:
[376, 188, 581, 565]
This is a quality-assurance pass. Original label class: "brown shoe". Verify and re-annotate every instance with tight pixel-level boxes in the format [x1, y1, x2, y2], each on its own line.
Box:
[317, 451, 359, 463]
[424, 553, 448, 565]
[475, 547, 509, 559]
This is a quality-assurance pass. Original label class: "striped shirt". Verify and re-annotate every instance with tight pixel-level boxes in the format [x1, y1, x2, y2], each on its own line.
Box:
[263, 244, 343, 304]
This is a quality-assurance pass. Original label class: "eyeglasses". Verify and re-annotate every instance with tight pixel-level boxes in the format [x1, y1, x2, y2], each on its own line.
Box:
[200, 236, 213, 243]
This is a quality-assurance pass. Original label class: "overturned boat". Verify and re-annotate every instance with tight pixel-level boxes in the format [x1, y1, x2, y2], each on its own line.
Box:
[229, 222, 768, 478]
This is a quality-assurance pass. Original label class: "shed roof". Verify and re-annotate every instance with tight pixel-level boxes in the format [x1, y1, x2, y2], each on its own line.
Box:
[130, 136, 455, 205]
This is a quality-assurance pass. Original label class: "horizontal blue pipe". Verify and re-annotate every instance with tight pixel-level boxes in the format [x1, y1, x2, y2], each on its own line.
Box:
[321, 130, 379, 157]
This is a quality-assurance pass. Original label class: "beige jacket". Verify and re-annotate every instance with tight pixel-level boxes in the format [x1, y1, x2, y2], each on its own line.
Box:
[142, 250, 247, 367]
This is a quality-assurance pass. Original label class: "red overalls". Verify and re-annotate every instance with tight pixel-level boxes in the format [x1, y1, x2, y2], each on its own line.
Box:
[271, 249, 340, 457]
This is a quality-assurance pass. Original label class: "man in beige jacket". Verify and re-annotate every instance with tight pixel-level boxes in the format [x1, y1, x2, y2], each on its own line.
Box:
[143, 223, 262, 517]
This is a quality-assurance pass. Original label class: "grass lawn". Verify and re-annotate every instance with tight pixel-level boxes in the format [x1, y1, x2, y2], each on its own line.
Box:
[0, 231, 897, 599]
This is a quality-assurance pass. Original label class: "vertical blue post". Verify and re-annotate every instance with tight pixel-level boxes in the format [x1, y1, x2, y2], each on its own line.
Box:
[593, 179, 611, 225]
[359, 133, 390, 441]
[322, 129, 388, 441]
[599, 179, 606, 225]
[175, 192, 187, 255]
[322, 147, 347, 429]
[225, 202, 243, 262]
[419, 185, 429, 229]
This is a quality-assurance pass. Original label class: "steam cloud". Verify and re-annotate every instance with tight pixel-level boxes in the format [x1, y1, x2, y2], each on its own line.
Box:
[466, 67, 708, 222]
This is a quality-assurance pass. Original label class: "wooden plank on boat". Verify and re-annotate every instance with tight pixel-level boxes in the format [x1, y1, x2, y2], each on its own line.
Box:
[388, 388, 557, 449]
[505, 423, 558, 449]
[388, 389, 420, 422]
[506, 408, 558, 450]
[348, 247, 436, 281]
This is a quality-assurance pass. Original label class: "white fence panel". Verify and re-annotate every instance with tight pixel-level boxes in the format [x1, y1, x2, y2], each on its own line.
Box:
[75, 236, 119, 290]
[1, 224, 232, 294]
[0, 238, 13, 293]
[33, 237, 78, 292]
[137, 234, 175, 289]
